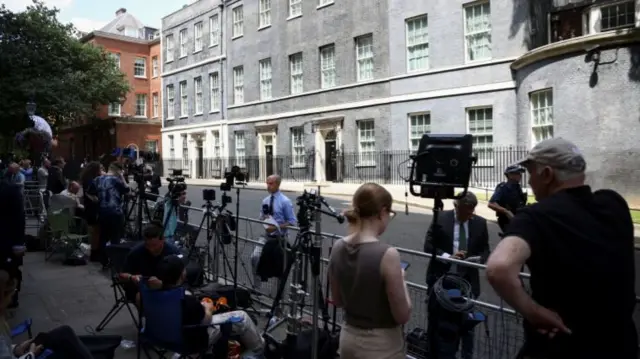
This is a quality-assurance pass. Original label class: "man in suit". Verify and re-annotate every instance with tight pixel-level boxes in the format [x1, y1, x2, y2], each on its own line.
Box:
[423, 191, 490, 359]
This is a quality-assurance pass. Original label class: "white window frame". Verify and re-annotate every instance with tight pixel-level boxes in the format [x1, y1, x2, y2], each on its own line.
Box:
[110, 53, 121, 68]
[259, 0, 271, 28]
[259, 58, 272, 100]
[289, 0, 302, 18]
[357, 120, 376, 166]
[152, 56, 158, 77]
[233, 66, 244, 104]
[319, 0, 334, 6]
[212, 131, 221, 158]
[179, 81, 188, 117]
[530, 89, 554, 147]
[291, 127, 305, 167]
[108, 103, 121, 116]
[145, 140, 158, 153]
[135, 94, 147, 117]
[152, 93, 159, 118]
[165, 35, 174, 62]
[232, 6, 244, 38]
[210, 72, 220, 111]
[182, 135, 189, 161]
[466, 107, 494, 166]
[194, 77, 203, 115]
[134, 57, 146, 78]
[235, 132, 246, 167]
[406, 15, 429, 72]
[408, 113, 430, 153]
[289, 53, 303, 95]
[167, 85, 175, 119]
[599, 1, 636, 31]
[320, 44, 336, 89]
[179, 29, 187, 58]
[463, 1, 492, 62]
[169, 135, 175, 158]
[355, 34, 374, 81]
[209, 15, 219, 46]
[194, 22, 203, 52]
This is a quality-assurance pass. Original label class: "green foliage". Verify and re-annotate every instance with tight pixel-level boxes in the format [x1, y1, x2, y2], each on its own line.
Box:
[0, 0, 129, 136]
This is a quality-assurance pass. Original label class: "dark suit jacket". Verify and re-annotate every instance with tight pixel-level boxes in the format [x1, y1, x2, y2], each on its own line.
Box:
[423, 210, 490, 298]
[0, 182, 25, 265]
[46, 166, 65, 194]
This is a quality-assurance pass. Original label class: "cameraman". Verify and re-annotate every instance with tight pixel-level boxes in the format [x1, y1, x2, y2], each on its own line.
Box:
[162, 181, 188, 245]
[488, 165, 527, 232]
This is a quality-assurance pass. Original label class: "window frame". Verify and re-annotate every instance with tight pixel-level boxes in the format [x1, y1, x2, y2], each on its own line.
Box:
[165, 35, 174, 62]
[291, 127, 305, 167]
[194, 77, 203, 115]
[152, 56, 158, 77]
[289, 0, 302, 18]
[232, 6, 244, 38]
[233, 66, 244, 104]
[135, 93, 147, 117]
[134, 57, 146, 78]
[289, 52, 304, 94]
[108, 103, 121, 117]
[169, 135, 175, 158]
[466, 106, 494, 166]
[355, 34, 374, 82]
[194, 22, 203, 52]
[405, 15, 429, 72]
[209, 15, 220, 47]
[167, 85, 175, 120]
[259, 0, 272, 28]
[179, 81, 188, 118]
[179, 29, 188, 58]
[463, 1, 492, 63]
[210, 72, 220, 111]
[320, 44, 336, 89]
[234, 131, 246, 167]
[357, 119, 376, 166]
[152, 93, 159, 118]
[529, 89, 554, 147]
[259, 58, 273, 100]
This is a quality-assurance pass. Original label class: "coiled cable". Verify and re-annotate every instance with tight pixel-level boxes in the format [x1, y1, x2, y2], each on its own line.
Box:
[431, 274, 475, 313]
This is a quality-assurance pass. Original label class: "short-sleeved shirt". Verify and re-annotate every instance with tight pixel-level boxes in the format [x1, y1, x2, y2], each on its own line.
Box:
[182, 294, 209, 351]
[91, 174, 129, 216]
[260, 191, 297, 237]
[505, 186, 637, 358]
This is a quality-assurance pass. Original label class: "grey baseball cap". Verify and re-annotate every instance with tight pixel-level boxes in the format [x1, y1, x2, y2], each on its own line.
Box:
[513, 137, 587, 172]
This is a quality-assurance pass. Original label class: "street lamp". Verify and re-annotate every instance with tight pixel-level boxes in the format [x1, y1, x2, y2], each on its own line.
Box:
[26, 100, 36, 117]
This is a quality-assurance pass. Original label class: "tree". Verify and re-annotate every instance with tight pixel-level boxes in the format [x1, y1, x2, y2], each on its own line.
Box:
[0, 0, 130, 136]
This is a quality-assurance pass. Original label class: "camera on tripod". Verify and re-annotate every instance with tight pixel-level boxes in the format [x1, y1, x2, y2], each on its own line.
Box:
[122, 149, 158, 184]
[222, 165, 247, 191]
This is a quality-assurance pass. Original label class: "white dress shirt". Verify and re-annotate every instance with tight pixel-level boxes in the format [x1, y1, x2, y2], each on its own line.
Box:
[441, 217, 469, 259]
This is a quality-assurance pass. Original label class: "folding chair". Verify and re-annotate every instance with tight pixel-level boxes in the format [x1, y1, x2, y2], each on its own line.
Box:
[136, 282, 235, 359]
[45, 208, 88, 261]
[95, 242, 140, 332]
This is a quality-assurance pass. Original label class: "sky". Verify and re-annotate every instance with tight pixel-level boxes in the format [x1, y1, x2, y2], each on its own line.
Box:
[2, 0, 192, 31]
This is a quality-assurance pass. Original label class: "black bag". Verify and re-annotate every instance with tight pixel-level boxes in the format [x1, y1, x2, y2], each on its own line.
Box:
[47, 335, 122, 359]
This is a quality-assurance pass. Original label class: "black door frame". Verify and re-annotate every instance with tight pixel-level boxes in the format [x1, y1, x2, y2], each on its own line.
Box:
[324, 139, 337, 182]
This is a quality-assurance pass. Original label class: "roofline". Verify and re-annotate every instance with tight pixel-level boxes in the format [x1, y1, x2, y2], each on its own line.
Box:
[80, 31, 159, 45]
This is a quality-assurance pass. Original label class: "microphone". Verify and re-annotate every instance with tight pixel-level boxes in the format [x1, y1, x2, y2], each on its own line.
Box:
[319, 197, 345, 224]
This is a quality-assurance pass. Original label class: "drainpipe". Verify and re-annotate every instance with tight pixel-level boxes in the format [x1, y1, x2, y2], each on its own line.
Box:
[218, 2, 230, 167]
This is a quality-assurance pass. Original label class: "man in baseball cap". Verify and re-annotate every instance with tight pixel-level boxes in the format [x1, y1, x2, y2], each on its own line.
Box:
[486, 137, 637, 359]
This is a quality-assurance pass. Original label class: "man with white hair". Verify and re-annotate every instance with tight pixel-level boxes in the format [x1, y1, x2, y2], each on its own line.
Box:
[486, 138, 637, 359]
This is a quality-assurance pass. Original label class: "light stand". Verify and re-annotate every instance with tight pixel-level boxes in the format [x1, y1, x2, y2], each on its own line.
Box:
[232, 186, 241, 306]
[310, 186, 323, 359]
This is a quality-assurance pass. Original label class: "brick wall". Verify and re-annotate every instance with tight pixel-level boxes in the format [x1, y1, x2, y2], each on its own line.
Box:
[116, 122, 162, 154]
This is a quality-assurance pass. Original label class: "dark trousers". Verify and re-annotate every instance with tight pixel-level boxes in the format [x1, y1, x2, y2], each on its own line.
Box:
[98, 213, 125, 265]
[0, 256, 21, 305]
[38, 325, 93, 359]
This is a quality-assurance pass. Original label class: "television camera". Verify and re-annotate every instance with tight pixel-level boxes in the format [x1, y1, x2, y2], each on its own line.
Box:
[120, 148, 160, 184]
[221, 165, 247, 191]
[295, 189, 345, 229]
[167, 169, 187, 199]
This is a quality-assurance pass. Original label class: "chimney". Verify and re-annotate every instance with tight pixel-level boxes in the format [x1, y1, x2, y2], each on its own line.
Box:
[116, 8, 126, 16]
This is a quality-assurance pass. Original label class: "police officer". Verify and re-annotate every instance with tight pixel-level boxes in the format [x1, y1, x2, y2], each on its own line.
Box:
[488, 165, 527, 232]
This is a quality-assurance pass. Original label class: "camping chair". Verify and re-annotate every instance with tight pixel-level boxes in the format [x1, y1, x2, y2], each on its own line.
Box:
[45, 208, 88, 261]
[136, 282, 235, 359]
[95, 241, 140, 332]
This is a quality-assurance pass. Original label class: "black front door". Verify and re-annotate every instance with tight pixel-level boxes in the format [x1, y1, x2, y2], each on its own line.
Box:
[196, 144, 204, 179]
[325, 140, 337, 181]
[265, 145, 274, 176]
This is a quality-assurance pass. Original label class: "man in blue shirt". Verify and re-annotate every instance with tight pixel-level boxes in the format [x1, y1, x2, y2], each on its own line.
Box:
[260, 175, 297, 242]
[89, 162, 130, 266]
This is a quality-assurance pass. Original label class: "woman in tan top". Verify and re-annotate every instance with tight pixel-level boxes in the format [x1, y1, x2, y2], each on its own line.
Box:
[328, 183, 412, 359]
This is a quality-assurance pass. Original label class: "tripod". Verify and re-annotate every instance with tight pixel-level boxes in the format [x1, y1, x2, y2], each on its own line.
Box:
[190, 199, 231, 286]
[124, 178, 153, 241]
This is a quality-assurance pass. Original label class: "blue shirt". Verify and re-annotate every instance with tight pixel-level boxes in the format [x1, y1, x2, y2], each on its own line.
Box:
[20, 168, 33, 181]
[162, 196, 178, 239]
[260, 191, 297, 237]
[92, 174, 130, 216]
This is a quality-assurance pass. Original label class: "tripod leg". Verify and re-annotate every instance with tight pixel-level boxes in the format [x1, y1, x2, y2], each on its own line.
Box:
[263, 249, 298, 333]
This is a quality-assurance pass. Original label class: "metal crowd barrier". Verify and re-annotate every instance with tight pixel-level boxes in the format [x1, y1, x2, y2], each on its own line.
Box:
[23, 181, 46, 228]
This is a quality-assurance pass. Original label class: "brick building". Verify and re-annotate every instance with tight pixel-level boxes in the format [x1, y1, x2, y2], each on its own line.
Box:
[55, 8, 162, 161]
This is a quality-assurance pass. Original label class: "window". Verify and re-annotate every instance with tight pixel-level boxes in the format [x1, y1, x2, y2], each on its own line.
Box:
[167, 85, 175, 119]
[135, 94, 147, 117]
[355, 34, 374, 81]
[180, 82, 188, 117]
[530, 89, 554, 146]
[320, 44, 336, 89]
[235, 132, 246, 167]
[152, 93, 159, 118]
[408, 113, 430, 153]
[165, 35, 174, 62]
[289, 0, 302, 17]
[319, 0, 333, 5]
[467, 107, 493, 165]
[259, 0, 271, 27]
[600, 1, 635, 31]
[134, 57, 146, 77]
[194, 22, 203, 51]
[110, 53, 120, 68]
[357, 120, 376, 165]
[233, 66, 244, 104]
[291, 128, 305, 167]
[182, 135, 189, 160]
[152, 56, 158, 77]
[212, 131, 221, 158]
[179, 29, 187, 57]
[209, 15, 219, 46]
[232, 6, 244, 38]
[259, 58, 272, 100]
[108, 103, 121, 116]
[169, 135, 175, 158]
[210, 72, 220, 111]
[145, 140, 158, 153]
[289, 53, 303, 94]
[194, 77, 203, 114]
[406, 15, 429, 71]
[464, 1, 492, 62]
